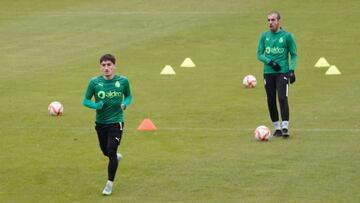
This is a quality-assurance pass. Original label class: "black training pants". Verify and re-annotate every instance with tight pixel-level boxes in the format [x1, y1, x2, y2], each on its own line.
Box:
[95, 122, 124, 181]
[264, 73, 289, 122]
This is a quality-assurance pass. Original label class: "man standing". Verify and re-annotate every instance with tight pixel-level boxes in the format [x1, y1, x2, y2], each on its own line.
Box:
[83, 54, 132, 195]
[257, 11, 297, 138]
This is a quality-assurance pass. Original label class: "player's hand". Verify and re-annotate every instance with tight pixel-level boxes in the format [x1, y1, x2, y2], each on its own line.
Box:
[121, 104, 126, 111]
[269, 61, 281, 72]
[95, 101, 104, 110]
[288, 70, 296, 84]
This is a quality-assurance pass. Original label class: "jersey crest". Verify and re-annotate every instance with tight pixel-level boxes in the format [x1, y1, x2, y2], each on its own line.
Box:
[115, 81, 121, 88]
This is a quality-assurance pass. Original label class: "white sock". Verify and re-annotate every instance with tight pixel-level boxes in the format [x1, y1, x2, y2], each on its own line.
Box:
[106, 180, 113, 187]
[273, 121, 281, 130]
[282, 121, 289, 129]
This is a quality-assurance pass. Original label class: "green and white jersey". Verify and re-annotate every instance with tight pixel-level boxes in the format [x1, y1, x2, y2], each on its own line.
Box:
[257, 27, 298, 74]
[84, 75, 132, 124]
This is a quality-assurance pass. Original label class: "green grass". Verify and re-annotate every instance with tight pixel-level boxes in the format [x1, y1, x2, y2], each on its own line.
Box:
[0, 0, 360, 202]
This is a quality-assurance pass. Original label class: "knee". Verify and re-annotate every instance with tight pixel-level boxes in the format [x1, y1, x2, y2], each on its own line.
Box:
[278, 96, 288, 104]
[99, 145, 108, 156]
[101, 149, 108, 157]
[267, 97, 277, 104]
[107, 148, 117, 159]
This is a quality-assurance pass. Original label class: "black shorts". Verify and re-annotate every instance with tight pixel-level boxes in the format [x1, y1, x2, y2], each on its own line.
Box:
[95, 122, 124, 156]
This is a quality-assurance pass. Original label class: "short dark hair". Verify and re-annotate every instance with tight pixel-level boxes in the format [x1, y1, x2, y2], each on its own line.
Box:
[268, 11, 281, 20]
[100, 54, 116, 64]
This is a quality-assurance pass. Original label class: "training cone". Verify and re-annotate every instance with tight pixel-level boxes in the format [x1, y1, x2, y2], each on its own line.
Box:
[325, 65, 341, 75]
[160, 65, 176, 75]
[137, 118, 157, 131]
[315, 57, 330, 68]
[180, 58, 196, 67]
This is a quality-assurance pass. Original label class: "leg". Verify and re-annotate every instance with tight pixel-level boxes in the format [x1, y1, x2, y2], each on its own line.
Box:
[264, 74, 279, 122]
[276, 74, 290, 137]
[106, 123, 123, 181]
[101, 123, 124, 195]
[276, 74, 289, 123]
[95, 123, 109, 157]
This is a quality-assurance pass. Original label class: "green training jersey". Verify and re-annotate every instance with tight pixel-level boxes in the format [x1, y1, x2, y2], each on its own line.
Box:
[84, 75, 132, 124]
[257, 27, 297, 74]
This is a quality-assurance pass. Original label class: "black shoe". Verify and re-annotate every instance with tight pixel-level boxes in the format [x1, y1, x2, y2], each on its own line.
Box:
[282, 128, 290, 138]
[273, 129, 283, 137]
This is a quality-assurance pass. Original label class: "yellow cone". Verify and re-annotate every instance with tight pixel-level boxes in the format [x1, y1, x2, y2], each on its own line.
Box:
[315, 57, 330, 68]
[180, 58, 196, 67]
[160, 65, 176, 75]
[325, 65, 341, 75]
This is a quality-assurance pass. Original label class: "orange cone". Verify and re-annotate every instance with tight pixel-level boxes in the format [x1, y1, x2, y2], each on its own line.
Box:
[137, 118, 157, 131]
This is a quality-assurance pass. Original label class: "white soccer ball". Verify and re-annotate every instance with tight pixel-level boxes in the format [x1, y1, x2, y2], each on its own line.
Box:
[243, 75, 257, 88]
[48, 101, 64, 116]
[254, 125, 272, 141]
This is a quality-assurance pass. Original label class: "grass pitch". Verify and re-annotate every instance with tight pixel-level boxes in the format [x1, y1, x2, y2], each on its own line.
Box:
[0, 0, 360, 202]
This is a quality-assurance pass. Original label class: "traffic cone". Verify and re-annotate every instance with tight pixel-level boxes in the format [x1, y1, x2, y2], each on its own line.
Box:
[180, 57, 196, 67]
[160, 65, 176, 75]
[137, 118, 157, 131]
[325, 65, 341, 75]
[314, 57, 330, 68]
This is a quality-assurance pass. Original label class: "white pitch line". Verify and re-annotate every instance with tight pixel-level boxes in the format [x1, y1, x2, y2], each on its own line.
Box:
[9, 10, 360, 17]
[15, 11, 245, 17]
[2, 126, 360, 132]
[4, 10, 360, 18]
[159, 128, 360, 132]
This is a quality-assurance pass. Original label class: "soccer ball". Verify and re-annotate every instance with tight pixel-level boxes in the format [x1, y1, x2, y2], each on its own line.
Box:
[254, 125, 272, 141]
[48, 101, 64, 116]
[243, 75, 257, 88]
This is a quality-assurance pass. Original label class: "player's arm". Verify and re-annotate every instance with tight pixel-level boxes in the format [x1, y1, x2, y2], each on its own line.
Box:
[287, 33, 297, 84]
[121, 79, 132, 110]
[288, 33, 298, 71]
[256, 33, 272, 64]
[83, 80, 104, 110]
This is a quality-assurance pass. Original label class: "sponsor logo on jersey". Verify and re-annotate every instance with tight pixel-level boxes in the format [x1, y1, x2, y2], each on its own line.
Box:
[265, 46, 285, 54]
[97, 90, 122, 99]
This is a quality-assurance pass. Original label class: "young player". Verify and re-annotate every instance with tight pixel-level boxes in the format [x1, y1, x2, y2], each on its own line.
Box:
[83, 54, 132, 195]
